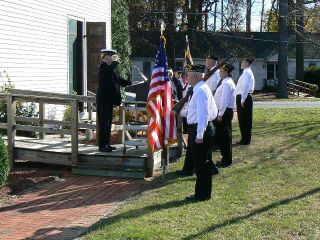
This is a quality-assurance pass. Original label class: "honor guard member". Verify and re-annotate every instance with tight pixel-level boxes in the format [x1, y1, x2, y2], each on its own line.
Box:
[214, 63, 236, 167]
[205, 54, 220, 94]
[235, 57, 255, 145]
[182, 64, 219, 201]
[96, 48, 131, 152]
[172, 68, 184, 100]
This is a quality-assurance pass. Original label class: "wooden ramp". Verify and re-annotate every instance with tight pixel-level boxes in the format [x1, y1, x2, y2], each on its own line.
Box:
[0, 90, 182, 179]
[7, 136, 162, 179]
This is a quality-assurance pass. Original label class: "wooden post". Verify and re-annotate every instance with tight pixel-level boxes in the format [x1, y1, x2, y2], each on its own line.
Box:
[95, 112, 99, 146]
[71, 100, 78, 165]
[7, 95, 16, 169]
[161, 146, 169, 177]
[39, 100, 45, 139]
[120, 103, 125, 144]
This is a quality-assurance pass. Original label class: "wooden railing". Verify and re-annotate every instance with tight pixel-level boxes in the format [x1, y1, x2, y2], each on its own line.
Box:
[0, 93, 80, 167]
[287, 80, 318, 97]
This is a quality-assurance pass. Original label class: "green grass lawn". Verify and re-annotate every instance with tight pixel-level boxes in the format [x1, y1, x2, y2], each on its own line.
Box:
[85, 109, 320, 240]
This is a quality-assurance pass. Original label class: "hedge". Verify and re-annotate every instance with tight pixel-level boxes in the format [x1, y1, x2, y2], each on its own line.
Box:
[0, 135, 9, 188]
[304, 66, 320, 86]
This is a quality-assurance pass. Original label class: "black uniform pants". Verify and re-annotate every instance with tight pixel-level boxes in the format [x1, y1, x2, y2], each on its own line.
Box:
[189, 122, 215, 200]
[182, 129, 194, 174]
[97, 101, 113, 148]
[236, 94, 253, 144]
[215, 108, 233, 165]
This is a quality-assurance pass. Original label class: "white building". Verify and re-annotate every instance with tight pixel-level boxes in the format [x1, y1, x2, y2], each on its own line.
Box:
[0, 0, 112, 118]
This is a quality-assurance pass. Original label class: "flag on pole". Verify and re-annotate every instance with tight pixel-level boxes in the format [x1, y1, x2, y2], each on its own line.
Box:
[147, 35, 177, 152]
[182, 35, 193, 89]
[184, 35, 193, 66]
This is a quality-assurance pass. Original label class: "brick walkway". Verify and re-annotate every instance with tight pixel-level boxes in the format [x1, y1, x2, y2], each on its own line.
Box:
[0, 175, 144, 240]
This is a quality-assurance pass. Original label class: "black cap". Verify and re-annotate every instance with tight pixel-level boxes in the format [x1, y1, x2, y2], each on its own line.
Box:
[175, 67, 183, 73]
[185, 64, 206, 73]
[220, 63, 234, 73]
[243, 56, 254, 64]
[206, 54, 218, 61]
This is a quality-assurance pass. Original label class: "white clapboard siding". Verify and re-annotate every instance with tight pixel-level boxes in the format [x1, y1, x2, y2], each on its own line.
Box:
[0, 0, 111, 120]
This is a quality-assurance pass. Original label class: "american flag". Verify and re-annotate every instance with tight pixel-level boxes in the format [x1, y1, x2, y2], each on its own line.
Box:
[147, 36, 176, 152]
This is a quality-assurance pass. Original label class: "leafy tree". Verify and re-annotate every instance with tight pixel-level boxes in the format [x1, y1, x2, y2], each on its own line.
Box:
[112, 0, 132, 79]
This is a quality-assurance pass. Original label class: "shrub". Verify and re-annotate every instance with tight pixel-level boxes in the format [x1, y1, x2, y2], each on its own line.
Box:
[304, 66, 320, 86]
[0, 81, 38, 137]
[0, 135, 9, 188]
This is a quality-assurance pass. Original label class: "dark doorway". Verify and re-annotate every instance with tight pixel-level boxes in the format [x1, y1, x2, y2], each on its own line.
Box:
[68, 19, 83, 95]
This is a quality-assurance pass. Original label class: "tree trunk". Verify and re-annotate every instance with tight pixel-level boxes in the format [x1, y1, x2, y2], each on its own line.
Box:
[213, 1, 217, 31]
[296, 0, 305, 81]
[246, 0, 251, 32]
[221, 0, 224, 31]
[260, 0, 265, 32]
[278, 0, 288, 98]
[166, 0, 175, 68]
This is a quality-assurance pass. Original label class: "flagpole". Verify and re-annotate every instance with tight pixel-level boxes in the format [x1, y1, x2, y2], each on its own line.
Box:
[159, 20, 167, 178]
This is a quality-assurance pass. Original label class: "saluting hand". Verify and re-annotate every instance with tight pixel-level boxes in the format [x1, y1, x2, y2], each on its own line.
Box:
[195, 138, 203, 144]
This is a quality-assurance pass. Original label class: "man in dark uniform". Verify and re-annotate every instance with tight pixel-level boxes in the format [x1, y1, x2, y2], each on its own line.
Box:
[214, 63, 236, 167]
[96, 48, 131, 152]
[181, 64, 219, 201]
[235, 57, 255, 145]
[172, 68, 184, 101]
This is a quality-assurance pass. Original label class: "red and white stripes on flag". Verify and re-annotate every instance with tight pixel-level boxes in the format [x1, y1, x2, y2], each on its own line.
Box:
[147, 36, 176, 152]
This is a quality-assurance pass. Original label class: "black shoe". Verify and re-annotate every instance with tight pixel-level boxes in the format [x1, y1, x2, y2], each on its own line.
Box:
[99, 146, 112, 152]
[186, 195, 210, 202]
[216, 161, 232, 168]
[178, 170, 194, 176]
[185, 195, 199, 202]
[108, 145, 116, 150]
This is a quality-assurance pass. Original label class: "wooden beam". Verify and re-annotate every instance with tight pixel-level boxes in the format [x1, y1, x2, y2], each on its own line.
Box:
[15, 125, 72, 135]
[39, 100, 45, 139]
[71, 100, 78, 165]
[10, 89, 96, 103]
[7, 95, 16, 169]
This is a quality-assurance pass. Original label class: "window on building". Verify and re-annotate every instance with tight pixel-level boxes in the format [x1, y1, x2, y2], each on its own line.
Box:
[143, 61, 151, 80]
[267, 63, 279, 79]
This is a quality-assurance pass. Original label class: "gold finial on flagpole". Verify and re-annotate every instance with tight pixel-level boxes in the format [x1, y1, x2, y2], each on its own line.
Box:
[160, 20, 165, 36]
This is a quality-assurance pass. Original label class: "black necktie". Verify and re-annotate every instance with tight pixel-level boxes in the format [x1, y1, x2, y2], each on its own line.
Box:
[212, 79, 223, 96]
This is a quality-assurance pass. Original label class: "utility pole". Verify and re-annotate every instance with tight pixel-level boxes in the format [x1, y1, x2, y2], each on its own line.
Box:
[278, 0, 289, 98]
[296, 0, 305, 81]
[246, 0, 252, 32]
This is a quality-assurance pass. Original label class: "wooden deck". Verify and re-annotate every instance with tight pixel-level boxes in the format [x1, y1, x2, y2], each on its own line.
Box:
[4, 136, 162, 179]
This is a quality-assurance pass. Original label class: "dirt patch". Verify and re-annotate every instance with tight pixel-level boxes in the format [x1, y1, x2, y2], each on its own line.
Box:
[0, 162, 71, 207]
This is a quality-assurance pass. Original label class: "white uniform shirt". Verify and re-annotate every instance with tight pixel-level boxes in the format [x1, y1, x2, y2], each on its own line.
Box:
[181, 80, 218, 139]
[206, 66, 220, 93]
[235, 67, 255, 103]
[214, 77, 236, 116]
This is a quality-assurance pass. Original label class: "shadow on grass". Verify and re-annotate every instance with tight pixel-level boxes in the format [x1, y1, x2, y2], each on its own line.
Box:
[182, 187, 320, 240]
[86, 198, 193, 235]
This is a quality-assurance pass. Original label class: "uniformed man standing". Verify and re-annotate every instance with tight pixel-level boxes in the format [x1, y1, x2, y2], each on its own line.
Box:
[96, 49, 131, 152]
[180, 64, 219, 201]
[205, 54, 220, 94]
[214, 63, 236, 167]
[235, 57, 255, 145]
